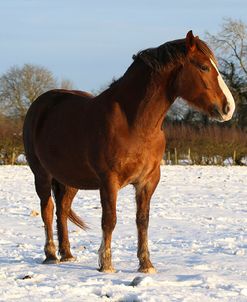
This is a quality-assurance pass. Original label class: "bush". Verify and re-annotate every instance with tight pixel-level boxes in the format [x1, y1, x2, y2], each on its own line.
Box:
[0, 115, 23, 164]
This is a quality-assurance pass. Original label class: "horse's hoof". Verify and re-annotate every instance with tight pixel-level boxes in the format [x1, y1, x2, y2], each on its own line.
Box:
[98, 266, 116, 273]
[138, 266, 157, 274]
[42, 257, 59, 264]
[60, 256, 76, 262]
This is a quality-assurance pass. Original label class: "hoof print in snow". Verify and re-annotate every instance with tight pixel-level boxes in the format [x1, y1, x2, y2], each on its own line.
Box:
[21, 275, 32, 280]
[129, 276, 153, 287]
[101, 294, 111, 299]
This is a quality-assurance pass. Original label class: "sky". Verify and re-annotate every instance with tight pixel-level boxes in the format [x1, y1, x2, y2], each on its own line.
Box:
[0, 0, 247, 92]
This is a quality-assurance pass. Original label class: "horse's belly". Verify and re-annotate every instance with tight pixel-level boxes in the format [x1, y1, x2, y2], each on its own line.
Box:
[52, 169, 100, 190]
[38, 151, 101, 190]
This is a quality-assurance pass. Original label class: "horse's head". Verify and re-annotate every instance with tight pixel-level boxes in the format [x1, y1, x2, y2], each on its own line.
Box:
[176, 31, 235, 121]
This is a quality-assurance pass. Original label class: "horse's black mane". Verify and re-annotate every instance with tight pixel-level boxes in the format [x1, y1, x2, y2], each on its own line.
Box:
[109, 37, 216, 89]
[133, 38, 217, 71]
[132, 39, 186, 71]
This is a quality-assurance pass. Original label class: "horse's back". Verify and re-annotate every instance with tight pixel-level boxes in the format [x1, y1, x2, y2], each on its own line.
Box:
[23, 89, 94, 152]
[23, 89, 101, 188]
[24, 88, 93, 124]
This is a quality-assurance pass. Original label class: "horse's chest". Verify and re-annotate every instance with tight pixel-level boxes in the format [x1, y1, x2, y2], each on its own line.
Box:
[109, 141, 164, 186]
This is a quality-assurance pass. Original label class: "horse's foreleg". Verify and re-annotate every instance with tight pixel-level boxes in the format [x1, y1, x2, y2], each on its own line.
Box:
[54, 182, 78, 262]
[98, 178, 118, 273]
[135, 168, 160, 273]
[35, 176, 58, 264]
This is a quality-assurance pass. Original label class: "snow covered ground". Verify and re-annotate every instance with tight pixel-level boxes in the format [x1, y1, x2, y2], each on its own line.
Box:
[1, 165, 247, 302]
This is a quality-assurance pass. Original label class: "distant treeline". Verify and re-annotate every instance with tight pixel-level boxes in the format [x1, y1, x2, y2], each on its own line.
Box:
[164, 122, 247, 165]
[1, 115, 247, 165]
[0, 115, 23, 164]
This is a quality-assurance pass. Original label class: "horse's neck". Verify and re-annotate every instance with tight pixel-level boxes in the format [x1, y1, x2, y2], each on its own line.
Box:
[113, 62, 174, 133]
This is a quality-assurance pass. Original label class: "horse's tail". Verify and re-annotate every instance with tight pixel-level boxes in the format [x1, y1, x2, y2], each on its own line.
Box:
[51, 179, 88, 231]
[68, 209, 88, 230]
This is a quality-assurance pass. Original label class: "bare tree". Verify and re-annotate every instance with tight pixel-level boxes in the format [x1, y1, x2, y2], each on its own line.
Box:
[0, 64, 57, 121]
[60, 78, 74, 90]
[206, 18, 247, 127]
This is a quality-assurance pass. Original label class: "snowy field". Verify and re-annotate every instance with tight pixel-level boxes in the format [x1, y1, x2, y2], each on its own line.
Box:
[1, 165, 247, 302]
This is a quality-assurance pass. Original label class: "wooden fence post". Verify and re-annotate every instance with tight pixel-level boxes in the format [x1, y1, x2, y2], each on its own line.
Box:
[233, 150, 236, 165]
[11, 149, 16, 165]
[167, 151, 171, 165]
[174, 148, 178, 165]
[188, 148, 191, 164]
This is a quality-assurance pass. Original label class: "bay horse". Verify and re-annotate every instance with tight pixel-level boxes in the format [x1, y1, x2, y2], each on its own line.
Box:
[23, 31, 235, 273]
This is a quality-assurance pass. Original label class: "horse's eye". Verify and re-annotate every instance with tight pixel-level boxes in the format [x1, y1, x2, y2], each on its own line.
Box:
[200, 65, 210, 72]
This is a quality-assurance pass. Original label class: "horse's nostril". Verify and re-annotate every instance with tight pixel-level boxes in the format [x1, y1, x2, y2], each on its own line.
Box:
[212, 105, 222, 119]
[223, 102, 230, 115]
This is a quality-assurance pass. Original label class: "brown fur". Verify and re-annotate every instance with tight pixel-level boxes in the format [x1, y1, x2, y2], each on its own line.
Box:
[23, 31, 231, 272]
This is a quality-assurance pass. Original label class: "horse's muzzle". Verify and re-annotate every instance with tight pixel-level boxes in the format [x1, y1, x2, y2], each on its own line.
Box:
[211, 105, 224, 121]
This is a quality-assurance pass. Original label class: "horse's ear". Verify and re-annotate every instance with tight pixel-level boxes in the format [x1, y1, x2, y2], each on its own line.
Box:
[186, 30, 196, 53]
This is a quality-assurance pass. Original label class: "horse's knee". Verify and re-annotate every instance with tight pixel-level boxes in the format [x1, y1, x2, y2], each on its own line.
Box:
[102, 213, 116, 232]
[136, 214, 149, 229]
[110, 216, 117, 230]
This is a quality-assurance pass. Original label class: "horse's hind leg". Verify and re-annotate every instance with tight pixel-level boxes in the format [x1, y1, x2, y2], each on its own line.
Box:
[52, 180, 77, 262]
[35, 175, 58, 264]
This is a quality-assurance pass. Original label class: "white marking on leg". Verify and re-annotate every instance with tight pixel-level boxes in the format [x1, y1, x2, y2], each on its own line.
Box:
[210, 59, 235, 121]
